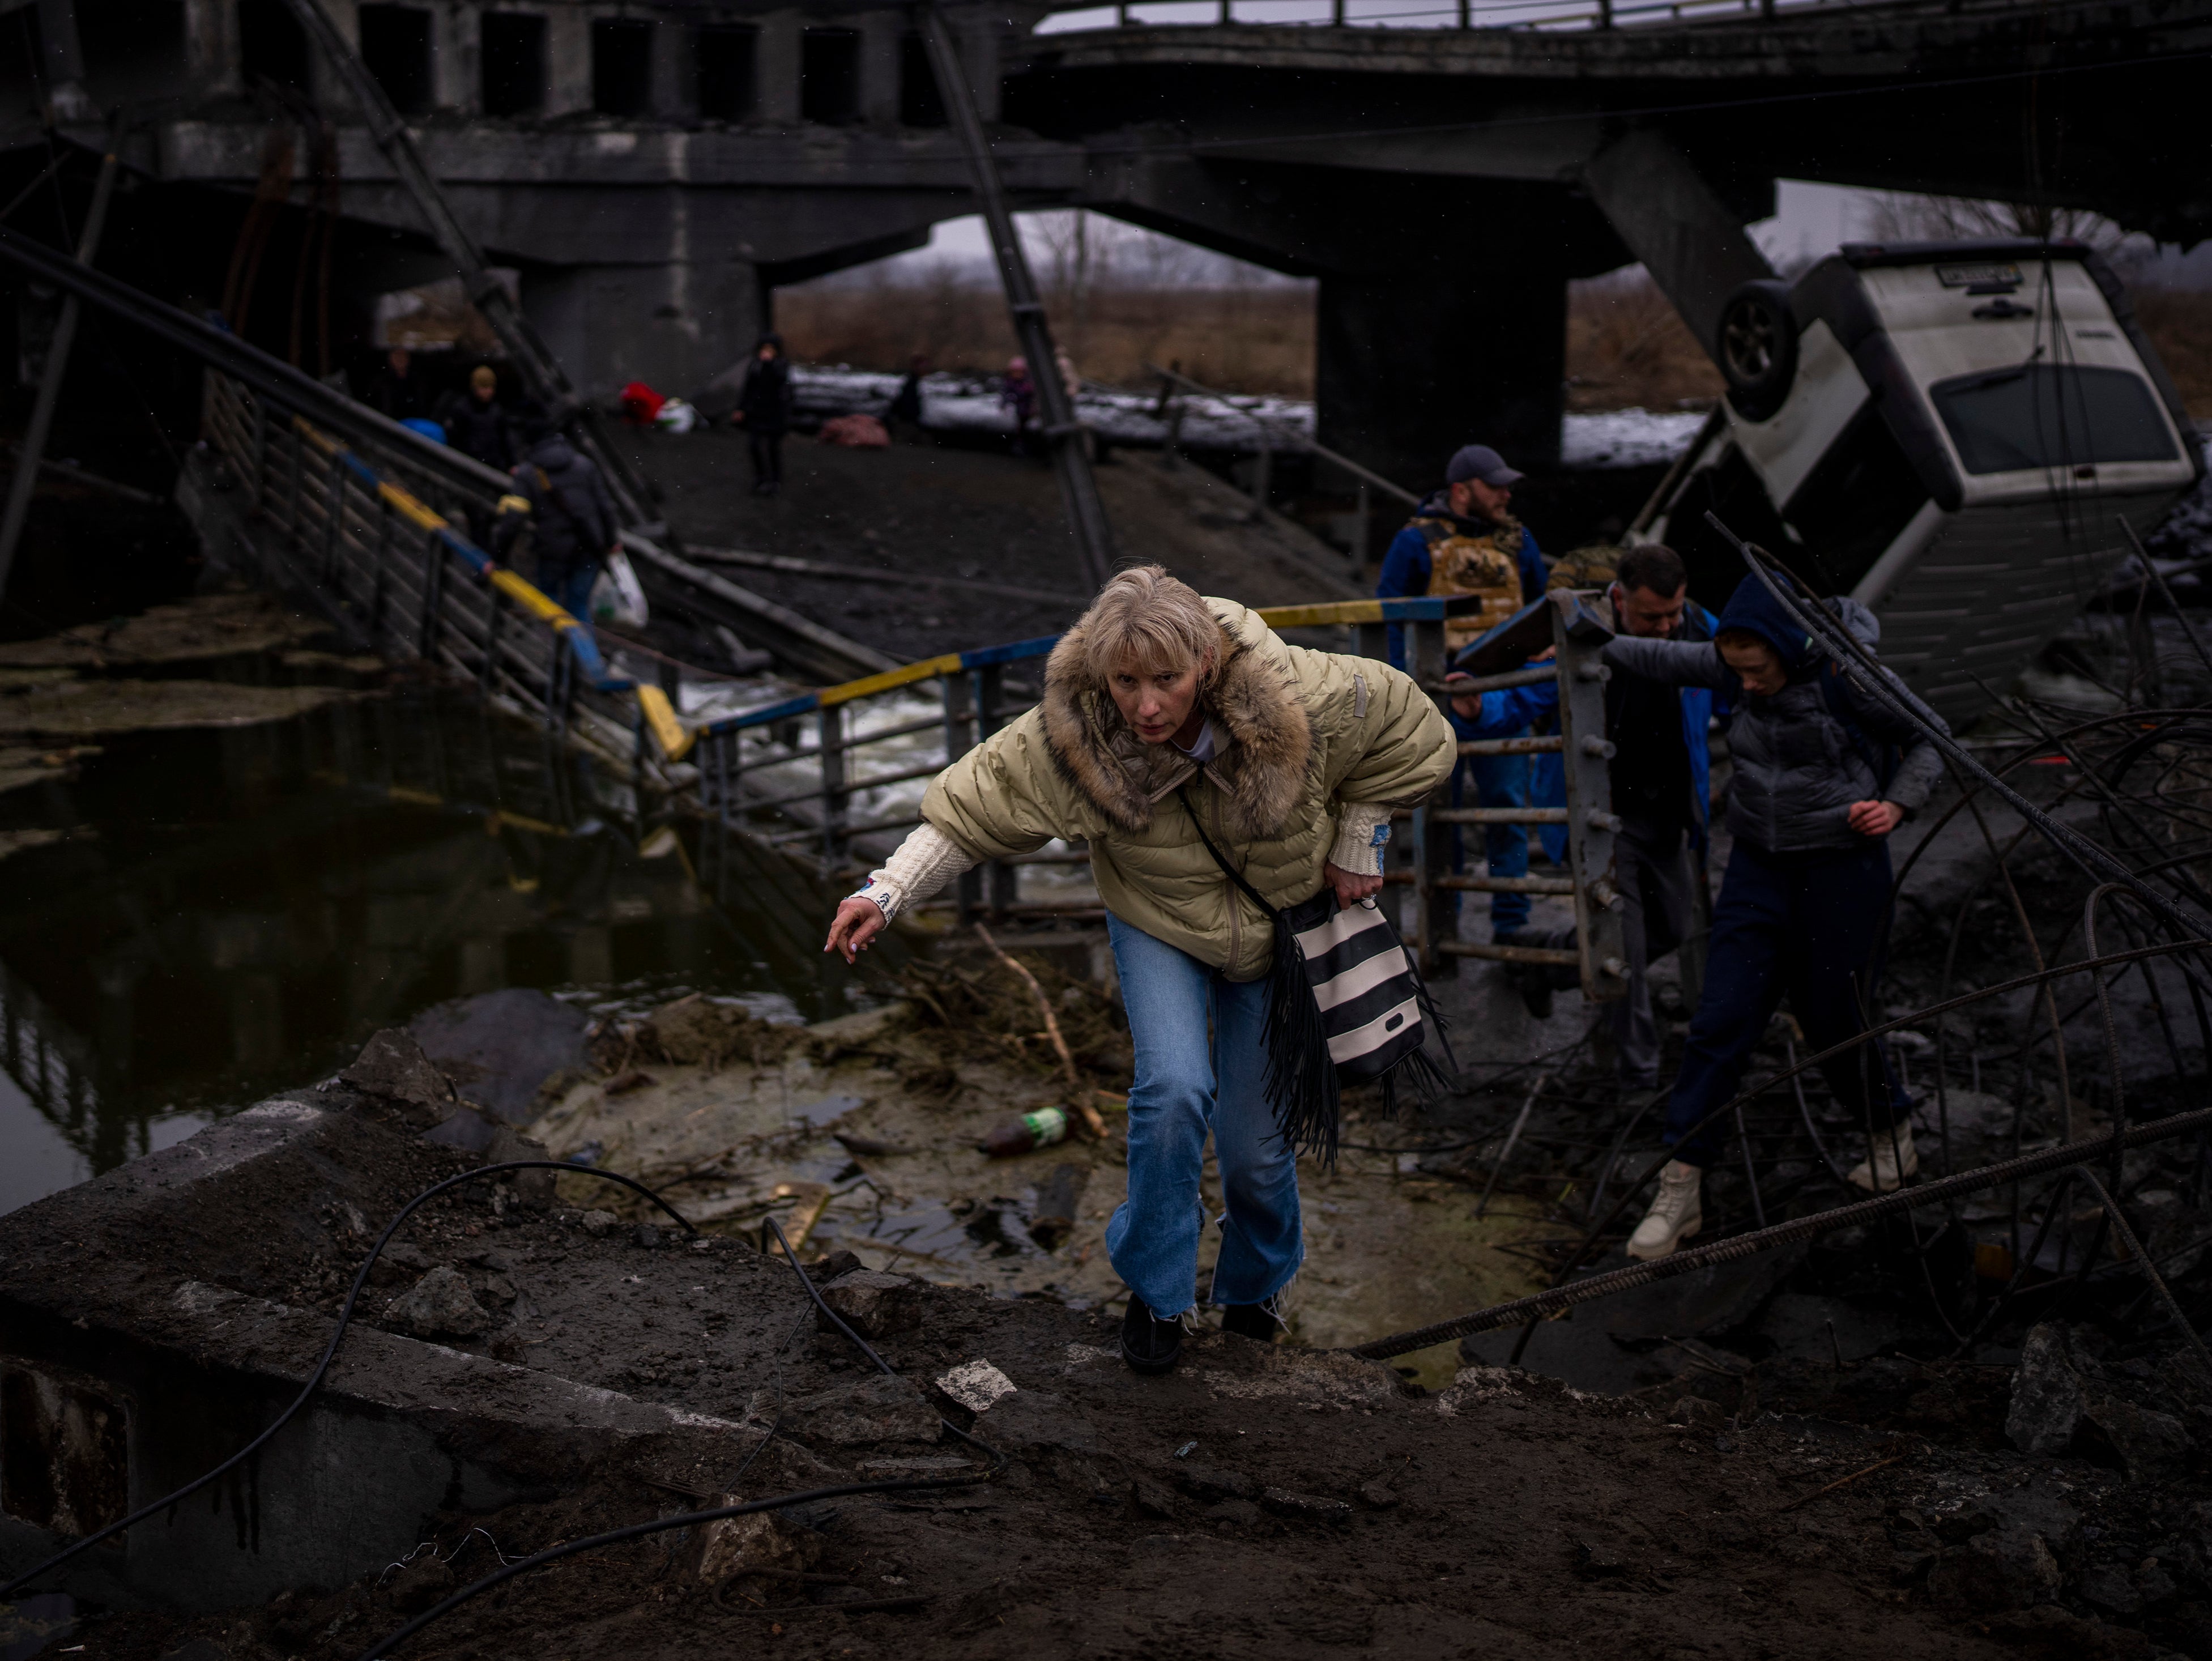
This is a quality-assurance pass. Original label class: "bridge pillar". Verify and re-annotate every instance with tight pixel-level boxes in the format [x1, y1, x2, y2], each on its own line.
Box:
[184, 0, 241, 96]
[651, 20, 697, 121]
[545, 10, 593, 117]
[434, 4, 478, 116]
[1314, 254, 1567, 492]
[526, 258, 764, 401]
[756, 12, 802, 123]
[858, 12, 901, 126]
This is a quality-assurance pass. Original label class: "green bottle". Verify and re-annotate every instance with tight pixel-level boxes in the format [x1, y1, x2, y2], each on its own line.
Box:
[981, 1105, 1069, 1157]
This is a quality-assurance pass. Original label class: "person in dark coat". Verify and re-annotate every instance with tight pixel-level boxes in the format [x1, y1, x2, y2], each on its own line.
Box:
[491, 406, 620, 641]
[1512, 544, 1721, 1092]
[364, 347, 427, 422]
[731, 334, 795, 496]
[886, 352, 927, 440]
[1001, 356, 1037, 457]
[1601, 572, 1950, 1260]
[442, 365, 514, 472]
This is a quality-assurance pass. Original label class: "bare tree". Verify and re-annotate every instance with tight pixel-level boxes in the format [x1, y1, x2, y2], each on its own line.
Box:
[1860, 192, 2143, 257]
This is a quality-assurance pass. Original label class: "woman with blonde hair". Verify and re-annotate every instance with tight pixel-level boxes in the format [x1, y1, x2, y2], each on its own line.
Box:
[825, 567, 1453, 1374]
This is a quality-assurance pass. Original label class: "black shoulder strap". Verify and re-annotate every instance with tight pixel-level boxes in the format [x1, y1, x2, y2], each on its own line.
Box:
[1175, 786, 1276, 921]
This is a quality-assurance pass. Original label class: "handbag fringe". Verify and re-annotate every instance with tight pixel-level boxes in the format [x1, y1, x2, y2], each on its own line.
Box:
[1260, 909, 1341, 1166]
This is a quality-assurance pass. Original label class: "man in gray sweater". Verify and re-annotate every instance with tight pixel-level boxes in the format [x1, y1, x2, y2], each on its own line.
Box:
[1600, 572, 1948, 1259]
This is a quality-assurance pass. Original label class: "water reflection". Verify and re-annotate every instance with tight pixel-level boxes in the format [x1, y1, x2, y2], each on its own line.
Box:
[0, 688, 883, 1208]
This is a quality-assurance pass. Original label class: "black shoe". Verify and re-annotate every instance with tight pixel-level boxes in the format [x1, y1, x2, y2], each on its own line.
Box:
[1510, 962, 1554, 1021]
[1120, 1298, 1183, 1375]
[1220, 1303, 1277, 1343]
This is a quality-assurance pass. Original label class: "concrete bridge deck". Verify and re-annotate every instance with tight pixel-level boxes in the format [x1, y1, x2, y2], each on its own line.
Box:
[2, 0, 2200, 483]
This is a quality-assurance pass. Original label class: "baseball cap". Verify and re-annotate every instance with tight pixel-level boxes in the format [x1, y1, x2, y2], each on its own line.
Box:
[1445, 444, 1523, 488]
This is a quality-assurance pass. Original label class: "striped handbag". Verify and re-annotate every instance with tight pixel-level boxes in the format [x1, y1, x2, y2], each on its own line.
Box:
[1177, 790, 1454, 1165]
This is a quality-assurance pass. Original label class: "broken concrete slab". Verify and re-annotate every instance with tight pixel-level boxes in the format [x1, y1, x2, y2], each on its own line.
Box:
[0, 591, 330, 673]
[381, 1266, 492, 1339]
[339, 1029, 454, 1118]
[934, 1357, 1017, 1415]
[689, 1501, 823, 1591]
[1928, 1527, 2062, 1616]
[2008, 1323, 2089, 1455]
[408, 989, 590, 1124]
[2084, 1395, 2192, 1484]
[758, 1375, 940, 1447]
[0, 679, 350, 742]
[816, 1268, 923, 1338]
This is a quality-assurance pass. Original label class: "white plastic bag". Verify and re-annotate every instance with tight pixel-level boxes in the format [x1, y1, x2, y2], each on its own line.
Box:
[590, 546, 651, 628]
[654, 397, 698, 435]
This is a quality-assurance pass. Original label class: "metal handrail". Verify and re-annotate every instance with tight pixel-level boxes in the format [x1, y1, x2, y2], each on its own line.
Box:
[1141, 361, 1421, 509]
[1054, 0, 1964, 35]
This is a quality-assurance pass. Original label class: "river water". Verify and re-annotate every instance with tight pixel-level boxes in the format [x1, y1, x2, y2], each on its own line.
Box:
[0, 687, 875, 1215]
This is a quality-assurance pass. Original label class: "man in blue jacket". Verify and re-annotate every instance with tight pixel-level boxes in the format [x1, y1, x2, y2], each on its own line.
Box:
[1377, 444, 1548, 940]
[1512, 546, 1716, 1092]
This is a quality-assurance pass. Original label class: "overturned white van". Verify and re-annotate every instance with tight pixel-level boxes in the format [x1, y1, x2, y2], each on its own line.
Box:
[1634, 239, 2203, 725]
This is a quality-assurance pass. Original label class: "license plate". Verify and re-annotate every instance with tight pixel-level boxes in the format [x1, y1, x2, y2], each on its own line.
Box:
[1937, 262, 2022, 288]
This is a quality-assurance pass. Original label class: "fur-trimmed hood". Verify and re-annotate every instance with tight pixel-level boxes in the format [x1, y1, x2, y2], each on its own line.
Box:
[1039, 606, 1314, 841]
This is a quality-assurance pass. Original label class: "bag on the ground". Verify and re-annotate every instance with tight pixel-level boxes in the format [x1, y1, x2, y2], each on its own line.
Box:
[1177, 787, 1453, 1166]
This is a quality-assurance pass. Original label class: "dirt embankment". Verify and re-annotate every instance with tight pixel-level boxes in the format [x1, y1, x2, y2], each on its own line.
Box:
[16, 989, 2212, 1661]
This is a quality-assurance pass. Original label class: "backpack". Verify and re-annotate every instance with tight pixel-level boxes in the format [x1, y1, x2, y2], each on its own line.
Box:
[532, 462, 615, 553]
[1816, 659, 1901, 796]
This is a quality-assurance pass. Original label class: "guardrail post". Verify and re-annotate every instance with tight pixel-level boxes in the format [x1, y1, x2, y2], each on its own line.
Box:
[285, 425, 305, 544]
[321, 449, 345, 582]
[1413, 615, 1456, 977]
[250, 396, 269, 515]
[819, 704, 849, 871]
[417, 530, 444, 660]
[944, 670, 982, 923]
[479, 589, 502, 692]
[1552, 590, 1626, 1002]
[1248, 425, 1272, 522]
[370, 497, 393, 644]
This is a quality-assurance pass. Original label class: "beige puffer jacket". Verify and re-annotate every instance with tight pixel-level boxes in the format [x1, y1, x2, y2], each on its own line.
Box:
[920, 598, 1454, 980]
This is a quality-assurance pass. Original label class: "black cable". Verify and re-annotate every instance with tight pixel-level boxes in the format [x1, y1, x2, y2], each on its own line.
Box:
[0, 1160, 700, 1599]
[351, 1214, 1006, 1659]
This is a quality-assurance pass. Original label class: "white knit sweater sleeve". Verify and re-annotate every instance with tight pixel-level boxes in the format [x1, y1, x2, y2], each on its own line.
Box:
[1328, 803, 1393, 876]
[855, 822, 979, 922]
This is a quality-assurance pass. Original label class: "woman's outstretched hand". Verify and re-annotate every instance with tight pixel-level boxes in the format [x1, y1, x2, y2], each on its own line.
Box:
[824, 896, 886, 962]
[1323, 859, 1383, 910]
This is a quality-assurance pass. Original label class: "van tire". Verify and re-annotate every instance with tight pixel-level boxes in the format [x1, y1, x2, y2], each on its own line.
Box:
[1716, 279, 1798, 421]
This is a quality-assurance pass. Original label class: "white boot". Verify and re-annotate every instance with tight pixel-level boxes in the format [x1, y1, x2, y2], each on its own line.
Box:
[1627, 1160, 1703, 1261]
[1848, 1132, 1920, 1193]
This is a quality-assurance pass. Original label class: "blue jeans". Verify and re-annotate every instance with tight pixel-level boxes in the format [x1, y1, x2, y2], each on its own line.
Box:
[1103, 913, 1304, 1318]
[1467, 749, 1531, 936]
[1665, 838, 1911, 1166]
[541, 555, 600, 645]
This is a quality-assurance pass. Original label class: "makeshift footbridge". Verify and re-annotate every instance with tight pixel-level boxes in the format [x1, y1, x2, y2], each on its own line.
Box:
[0, 215, 1630, 998]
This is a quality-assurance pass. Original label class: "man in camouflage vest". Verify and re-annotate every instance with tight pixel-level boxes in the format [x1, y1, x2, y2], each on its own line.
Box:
[1376, 444, 1548, 940]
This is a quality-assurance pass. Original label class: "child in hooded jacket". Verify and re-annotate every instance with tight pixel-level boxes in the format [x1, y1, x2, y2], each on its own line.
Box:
[1597, 574, 1949, 1260]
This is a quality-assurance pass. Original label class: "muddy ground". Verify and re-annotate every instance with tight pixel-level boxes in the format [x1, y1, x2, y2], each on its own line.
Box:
[6, 1050, 2202, 1661]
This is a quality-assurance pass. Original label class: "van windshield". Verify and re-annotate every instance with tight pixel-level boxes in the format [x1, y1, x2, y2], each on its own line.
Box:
[1930, 363, 2177, 475]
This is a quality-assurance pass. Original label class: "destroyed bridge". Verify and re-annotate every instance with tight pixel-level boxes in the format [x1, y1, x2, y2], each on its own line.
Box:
[3, 0, 2202, 483]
